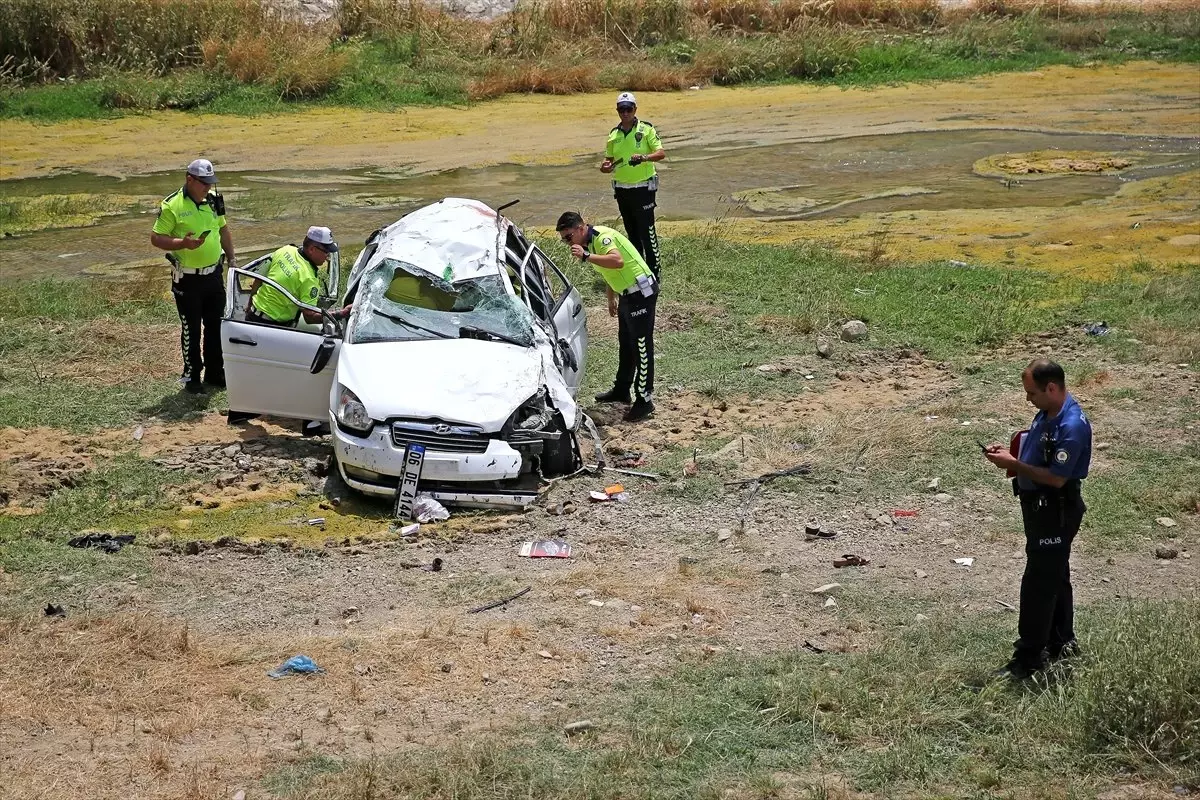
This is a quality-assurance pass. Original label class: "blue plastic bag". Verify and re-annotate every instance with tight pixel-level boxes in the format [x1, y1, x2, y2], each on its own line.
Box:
[267, 654, 325, 679]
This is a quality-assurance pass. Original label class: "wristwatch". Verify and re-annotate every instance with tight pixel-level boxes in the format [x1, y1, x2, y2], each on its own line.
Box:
[581, 253, 590, 262]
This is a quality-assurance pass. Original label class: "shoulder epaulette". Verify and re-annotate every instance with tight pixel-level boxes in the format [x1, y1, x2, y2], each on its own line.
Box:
[163, 189, 181, 202]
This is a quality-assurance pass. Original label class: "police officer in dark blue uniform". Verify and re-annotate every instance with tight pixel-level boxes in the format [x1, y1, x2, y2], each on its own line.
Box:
[984, 359, 1092, 680]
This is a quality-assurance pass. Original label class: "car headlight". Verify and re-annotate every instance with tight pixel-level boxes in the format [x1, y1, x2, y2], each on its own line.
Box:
[507, 389, 554, 435]
[336, 385, 373, 435]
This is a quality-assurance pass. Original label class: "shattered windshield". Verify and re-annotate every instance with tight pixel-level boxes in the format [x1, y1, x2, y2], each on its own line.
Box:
[350, 259, 536, 347]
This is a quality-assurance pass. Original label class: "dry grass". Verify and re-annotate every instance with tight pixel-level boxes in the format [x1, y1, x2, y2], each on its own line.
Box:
[469, 62, 601, 99]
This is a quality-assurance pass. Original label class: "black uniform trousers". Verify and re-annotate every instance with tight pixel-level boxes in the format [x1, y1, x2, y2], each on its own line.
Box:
[172, 269, 226, 386]
[1014, 481, 1086, 667]
[614, 287, 658, 402]
[614, 186, 661, 279]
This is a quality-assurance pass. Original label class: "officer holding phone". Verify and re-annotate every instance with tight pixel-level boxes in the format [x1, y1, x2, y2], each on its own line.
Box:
[600, 92, 666, 279]
[150, 159, 236, 394]
[983, 359, 1092, 680]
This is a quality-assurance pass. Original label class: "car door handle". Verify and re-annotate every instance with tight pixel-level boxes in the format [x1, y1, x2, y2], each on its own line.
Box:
[572, 304, 583, 318]
[229, 336, 257, 346]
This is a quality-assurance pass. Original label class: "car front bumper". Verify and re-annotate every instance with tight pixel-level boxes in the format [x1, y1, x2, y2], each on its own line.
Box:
[332, 422, 531, 503]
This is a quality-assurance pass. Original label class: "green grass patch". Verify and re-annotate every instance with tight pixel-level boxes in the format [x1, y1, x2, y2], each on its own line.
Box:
[270, 598, 1200, 799]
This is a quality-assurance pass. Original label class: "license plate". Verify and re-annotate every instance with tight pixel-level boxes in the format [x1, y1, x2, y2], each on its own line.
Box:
[393, 444, 426, 520]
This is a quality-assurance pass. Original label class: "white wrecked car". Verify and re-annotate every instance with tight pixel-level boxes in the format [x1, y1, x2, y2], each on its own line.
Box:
[222, 198, 588, 508]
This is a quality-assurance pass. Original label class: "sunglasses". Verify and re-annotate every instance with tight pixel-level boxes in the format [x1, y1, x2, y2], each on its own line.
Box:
[617, 105, 635, 112]
[558, 232, 573, 243]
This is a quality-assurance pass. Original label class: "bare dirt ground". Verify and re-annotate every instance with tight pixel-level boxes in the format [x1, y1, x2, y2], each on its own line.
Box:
[2, 324, 1196, 799]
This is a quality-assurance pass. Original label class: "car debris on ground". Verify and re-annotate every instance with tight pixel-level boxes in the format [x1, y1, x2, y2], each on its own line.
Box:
[519, 540, 572, 558]
[67, 532, 136, 553]
[468, 585, 532, 614]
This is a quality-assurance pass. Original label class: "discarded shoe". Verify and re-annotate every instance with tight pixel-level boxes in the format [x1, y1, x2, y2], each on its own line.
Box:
[595, 387, 633, 404]
[623, 399, 655, 422]
[833, 554, 870, 568]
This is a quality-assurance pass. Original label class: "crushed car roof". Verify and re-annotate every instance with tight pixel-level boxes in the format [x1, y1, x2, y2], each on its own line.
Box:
[370, 197, 513, 283]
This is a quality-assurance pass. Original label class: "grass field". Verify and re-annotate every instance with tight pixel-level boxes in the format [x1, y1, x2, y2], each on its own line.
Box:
[1, 223, 1197, 797]
[1, 0, 1198, 119]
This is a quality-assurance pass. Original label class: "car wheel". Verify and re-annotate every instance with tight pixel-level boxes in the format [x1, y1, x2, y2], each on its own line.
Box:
[541, 418, 581, 477]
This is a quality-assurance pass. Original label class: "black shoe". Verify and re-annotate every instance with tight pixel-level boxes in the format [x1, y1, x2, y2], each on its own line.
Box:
[623, 399, 655, 423]
[595, 387, 632, 404]
[302, 420, 330, 437]
[227, 411, 260, 424]
[184, 381, 205, 395]
[204, 376, 227, 390]
[991, 657, 1043, 682]
[1048, 640, 1081, 662]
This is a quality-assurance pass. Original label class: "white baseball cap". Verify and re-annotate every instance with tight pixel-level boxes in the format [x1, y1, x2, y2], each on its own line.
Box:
[186, 158, 217, 184]
[616, 91, 637, 107]
[306, 225, 338, 252]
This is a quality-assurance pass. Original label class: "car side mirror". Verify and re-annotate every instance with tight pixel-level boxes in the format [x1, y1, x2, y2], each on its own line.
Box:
[310, 336, 336, 374]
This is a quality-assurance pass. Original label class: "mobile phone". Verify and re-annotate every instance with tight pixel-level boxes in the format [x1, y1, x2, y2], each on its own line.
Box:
[198, 230, 211, 241]
[975, 438, 990, 454]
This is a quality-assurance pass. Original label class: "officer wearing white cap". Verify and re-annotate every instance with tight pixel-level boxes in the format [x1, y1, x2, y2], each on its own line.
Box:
[601, 91, 666, 280]
[151, 158, 237, 393]
[248, 226, 351, 327]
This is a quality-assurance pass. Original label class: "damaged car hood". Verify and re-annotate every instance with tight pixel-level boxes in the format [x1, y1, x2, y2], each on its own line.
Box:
[338, 338, 578, 431]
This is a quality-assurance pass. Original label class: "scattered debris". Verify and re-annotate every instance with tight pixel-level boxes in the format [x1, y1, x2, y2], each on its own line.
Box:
[724, 464, 811, 487]
[1084, 321, 1110, 336]
[468, 585, 532, 614]
[132, 425, 145, 441]
[757, 363, 793, 375]
[305, 518, 326, 526]
[892, 509, 918, 517]
[588, 599, 605, 608]
[833, 554, 870, 568]
[267, 655, 325, 679]
[805, 524, 821, 537]
[538, 650, 554, 659]
[811, 583, 842, 595]
[803, 639, 826, 653]
[995, 600, 1017, 611]
[840, 320, 869, 342]
[564, 720, 595, 736]
[948, 259, 971, 268]
[589, 490, 610, 502]
[397, 523, 420, 537]
[613, 452, 646, 469]
[1155, 545, 1179, 560]
[953, 557, 975, 567]
[823, 597, 838, 609]
[603, 466, 661, 481]
[926, 477, 941, 491]
[519, 540, 572, 558]
[44, 603, 66, 618]
[1155, 517, 1177, 528]
[67, 532, 135, 553]
[413, 494, 450, 523]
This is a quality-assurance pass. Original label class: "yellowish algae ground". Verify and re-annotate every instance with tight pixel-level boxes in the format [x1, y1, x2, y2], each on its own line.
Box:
[2, 62, 1197, 277]
[0, 193, 153, 233]
[666, 170, 1200, 279]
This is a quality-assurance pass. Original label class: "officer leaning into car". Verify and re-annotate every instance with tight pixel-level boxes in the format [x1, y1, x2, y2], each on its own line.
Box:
[556, 211, 658, 423]
[983, 359, 1093, 681]
[150, 158, 236, 394]
[247, 226, 351, 327]
[600, 91, 666, 280]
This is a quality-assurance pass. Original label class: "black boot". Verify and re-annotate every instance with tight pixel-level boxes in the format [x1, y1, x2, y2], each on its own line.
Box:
[595, 386, 632, 404]
[623, 399, 655, 423]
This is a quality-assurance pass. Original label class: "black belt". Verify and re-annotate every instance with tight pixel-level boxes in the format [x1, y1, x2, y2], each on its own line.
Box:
[246, 307, 297, 326]
[1016, 479, 1081, 499]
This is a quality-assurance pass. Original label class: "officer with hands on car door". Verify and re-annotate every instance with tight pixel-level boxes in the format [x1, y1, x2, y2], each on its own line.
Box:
[983, 359, 1092, 681]
[150, 158, 236, 394]
[556, 211, 658, 423]
[247, 226, 351, 327]
[600, 91, 665, 280]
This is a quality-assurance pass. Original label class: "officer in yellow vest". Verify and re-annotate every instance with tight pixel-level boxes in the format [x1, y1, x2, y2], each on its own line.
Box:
[151, 159, 236, 393]
[556, 211, 658, 422]
[600, 92, 666, 280]
[248, 226, 351, 327]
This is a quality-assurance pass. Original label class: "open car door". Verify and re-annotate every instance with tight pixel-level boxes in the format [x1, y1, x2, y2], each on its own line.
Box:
[533, 247, 587, 393]
[222, 267, 342, 420]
